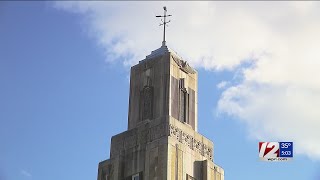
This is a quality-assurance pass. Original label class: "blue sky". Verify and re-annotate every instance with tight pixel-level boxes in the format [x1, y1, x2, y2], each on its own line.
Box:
[1, 1, 320, 180]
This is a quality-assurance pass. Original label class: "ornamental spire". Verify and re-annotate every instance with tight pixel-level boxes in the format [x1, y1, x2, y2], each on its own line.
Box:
[156, 6, 172, 46]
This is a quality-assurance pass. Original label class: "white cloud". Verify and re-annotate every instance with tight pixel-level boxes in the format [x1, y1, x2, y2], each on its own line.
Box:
[217, 81, 229, 89]
[53, 2, 320, 159]
[21, 170, 32, 178]
[52, 1, 271, 69]
[218, 83, 320, 159]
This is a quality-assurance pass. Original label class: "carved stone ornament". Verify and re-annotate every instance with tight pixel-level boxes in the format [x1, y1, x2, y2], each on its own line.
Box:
[111, 123, 213, 161]
[171, 55, 196, 74]
[169, 124, 213, 161]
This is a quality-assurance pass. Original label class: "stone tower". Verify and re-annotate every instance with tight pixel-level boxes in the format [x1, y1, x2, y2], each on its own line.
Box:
[97, 44, 225, 180]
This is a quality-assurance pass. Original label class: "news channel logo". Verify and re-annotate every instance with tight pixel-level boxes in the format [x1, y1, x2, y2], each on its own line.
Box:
[259, 142, 293, 161]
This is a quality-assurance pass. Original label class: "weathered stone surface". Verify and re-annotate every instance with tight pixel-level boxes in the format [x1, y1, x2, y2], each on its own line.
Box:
[97, 46, 224, 180]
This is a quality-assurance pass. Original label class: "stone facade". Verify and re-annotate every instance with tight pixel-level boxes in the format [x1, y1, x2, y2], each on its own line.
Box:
[97, 45, 224, 180]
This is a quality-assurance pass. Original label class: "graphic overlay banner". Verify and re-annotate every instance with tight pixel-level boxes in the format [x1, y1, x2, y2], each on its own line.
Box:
[259, 142, 293, 161]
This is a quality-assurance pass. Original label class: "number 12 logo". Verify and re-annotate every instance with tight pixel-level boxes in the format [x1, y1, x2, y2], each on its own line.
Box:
[259, 142, 279, 158]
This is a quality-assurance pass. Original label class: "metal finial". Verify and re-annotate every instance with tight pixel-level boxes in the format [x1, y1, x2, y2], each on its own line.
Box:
[156, 6, 172, 46]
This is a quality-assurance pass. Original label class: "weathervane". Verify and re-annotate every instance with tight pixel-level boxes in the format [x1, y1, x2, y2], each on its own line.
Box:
[156, 6, 172, 46]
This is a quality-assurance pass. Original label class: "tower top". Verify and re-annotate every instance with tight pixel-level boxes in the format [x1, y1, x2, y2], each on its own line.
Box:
[156, 6, 172, 46]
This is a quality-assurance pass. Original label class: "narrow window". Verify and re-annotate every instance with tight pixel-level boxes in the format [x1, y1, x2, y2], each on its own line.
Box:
[179, 78, 189, 123]
[180, 88, 186, 122]
[142, 86, 153, 120]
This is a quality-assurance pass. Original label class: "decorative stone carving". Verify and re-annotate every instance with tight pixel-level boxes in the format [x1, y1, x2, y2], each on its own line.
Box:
[208, 147, 213, 160]
[193, 139, 203, 155]
[171, 55, 196, 74]
[112, 123, 213, 161]
[169, 124, 213, 161]
[182, 132, 193, 149]
[169, 124, 182, 142]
